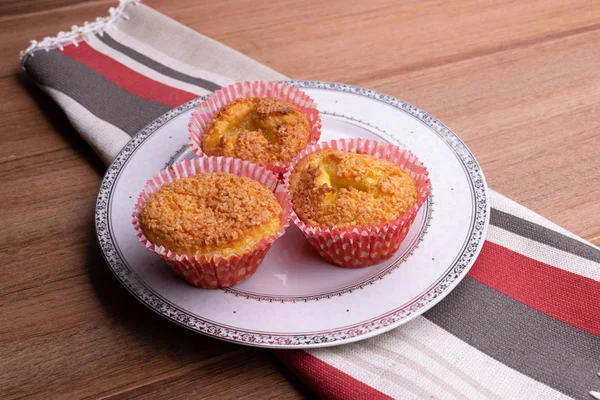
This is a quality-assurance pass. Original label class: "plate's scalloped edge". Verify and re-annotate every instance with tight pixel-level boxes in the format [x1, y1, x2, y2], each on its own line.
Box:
[96, 81, 489, 348]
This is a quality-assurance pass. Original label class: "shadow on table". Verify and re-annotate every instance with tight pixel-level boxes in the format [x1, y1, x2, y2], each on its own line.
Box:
[83, 237, 314, 397]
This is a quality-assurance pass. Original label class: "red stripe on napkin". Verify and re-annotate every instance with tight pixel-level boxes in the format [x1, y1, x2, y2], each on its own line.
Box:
[276, 351, 393, 400]
[61, 41, 197, 107]
[468, 241, 600, 336]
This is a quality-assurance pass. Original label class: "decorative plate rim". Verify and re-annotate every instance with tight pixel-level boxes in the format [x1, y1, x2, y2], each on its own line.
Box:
[95, 80, 490, 348]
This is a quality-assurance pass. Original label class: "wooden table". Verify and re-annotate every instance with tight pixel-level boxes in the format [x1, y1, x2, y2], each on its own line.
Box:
[1, 0, 599, 398]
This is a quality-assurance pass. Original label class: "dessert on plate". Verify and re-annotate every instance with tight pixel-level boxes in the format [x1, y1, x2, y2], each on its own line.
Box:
[201, 97, 312, 166]
[288, 148, 418, 228]
[285, 138, 431, 268]
[132, 157, 291, 289]
[141, 172, 282, 257]
[189, 81, 321, 173]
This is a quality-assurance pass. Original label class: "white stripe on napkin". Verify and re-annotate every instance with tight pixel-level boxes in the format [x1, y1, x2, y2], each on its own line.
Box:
[86, 35, 212, 96]
[307, 317, 571, 400]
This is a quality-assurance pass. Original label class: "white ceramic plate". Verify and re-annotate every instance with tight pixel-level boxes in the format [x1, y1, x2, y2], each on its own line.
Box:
[96, 81, 489, 348]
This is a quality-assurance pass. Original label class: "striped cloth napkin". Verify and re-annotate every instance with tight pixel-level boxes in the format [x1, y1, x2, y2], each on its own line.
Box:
[20, 1, 600, 399]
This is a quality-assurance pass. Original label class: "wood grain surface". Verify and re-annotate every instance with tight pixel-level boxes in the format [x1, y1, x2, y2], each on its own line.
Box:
[0, 0, 599, 399]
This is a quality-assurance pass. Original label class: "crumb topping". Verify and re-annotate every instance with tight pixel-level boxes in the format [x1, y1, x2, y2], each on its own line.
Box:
[289, 149, 417, 227]
[202, 98, 312, 164]
[141, 172, 282, 256]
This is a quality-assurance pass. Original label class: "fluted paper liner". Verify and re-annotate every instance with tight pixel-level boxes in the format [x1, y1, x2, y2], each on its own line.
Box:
[283, 138, 431, 268]
[132, 157, 292, 289]
[188, 80, 322, 175]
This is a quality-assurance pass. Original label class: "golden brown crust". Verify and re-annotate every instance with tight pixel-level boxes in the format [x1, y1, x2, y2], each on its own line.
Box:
[289, 149, 417, 228]
[201, 98, 312, 164]
[140, 172, 282, 256]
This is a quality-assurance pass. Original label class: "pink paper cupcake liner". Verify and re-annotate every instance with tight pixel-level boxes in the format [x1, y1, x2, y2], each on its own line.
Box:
[188, 81, 322, 175]
[132, 157, 292, 289]
[283, 138, 431, 268]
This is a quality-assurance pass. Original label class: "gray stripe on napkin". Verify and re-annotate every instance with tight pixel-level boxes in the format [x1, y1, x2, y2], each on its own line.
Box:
[24, 49, 170, 135]
[425, 277, 600, 399]
[491, 208, 600, 263]
[96, 33, 222, 92]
